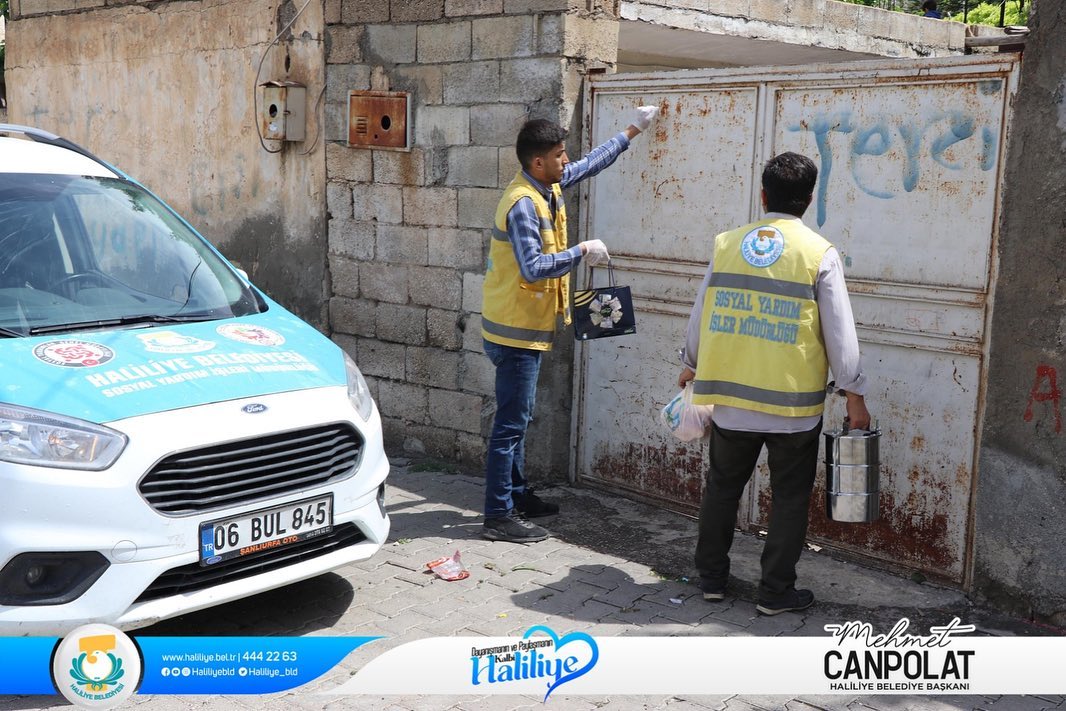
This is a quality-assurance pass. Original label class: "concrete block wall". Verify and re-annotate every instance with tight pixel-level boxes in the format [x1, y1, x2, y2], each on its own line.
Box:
[625, 0, 966, 57]
[325, 0, 620, 474]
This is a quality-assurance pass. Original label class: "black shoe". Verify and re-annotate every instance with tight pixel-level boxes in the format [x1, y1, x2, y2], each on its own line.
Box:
[483, 510, 549, 543]
[513, 488, 559, 518]
[699, 577, 727, 602]
[756, 588, 814, 616]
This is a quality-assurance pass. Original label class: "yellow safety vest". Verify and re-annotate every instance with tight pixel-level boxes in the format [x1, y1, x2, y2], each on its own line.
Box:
[692, 218, 832, 417]
[481, 172, 570, 351]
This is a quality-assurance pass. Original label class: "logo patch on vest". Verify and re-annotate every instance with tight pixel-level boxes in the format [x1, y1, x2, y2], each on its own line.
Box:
[740, 226, 785, 268]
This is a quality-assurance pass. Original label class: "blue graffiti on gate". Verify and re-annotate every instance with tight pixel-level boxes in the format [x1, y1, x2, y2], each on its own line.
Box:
[788, 109, 999, 227]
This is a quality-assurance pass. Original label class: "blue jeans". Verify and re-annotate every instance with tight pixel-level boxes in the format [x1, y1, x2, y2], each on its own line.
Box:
[482, 340, 542, 519]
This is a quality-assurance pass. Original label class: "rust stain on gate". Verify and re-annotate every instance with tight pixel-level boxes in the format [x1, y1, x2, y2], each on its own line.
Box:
[764, 470, 957, 576]
[590, 442, 703, 515]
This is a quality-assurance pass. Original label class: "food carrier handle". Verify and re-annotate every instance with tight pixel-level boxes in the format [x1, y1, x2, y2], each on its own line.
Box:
[828, 381, 850, 434]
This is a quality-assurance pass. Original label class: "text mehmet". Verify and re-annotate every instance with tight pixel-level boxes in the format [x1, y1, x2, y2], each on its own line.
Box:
[822, 617, 976, 692]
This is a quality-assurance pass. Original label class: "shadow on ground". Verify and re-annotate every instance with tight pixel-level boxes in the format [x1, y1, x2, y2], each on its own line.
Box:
[389, 455, 696, 579]
[139, 573, 354, 636]
[387, 456, 1059, 637]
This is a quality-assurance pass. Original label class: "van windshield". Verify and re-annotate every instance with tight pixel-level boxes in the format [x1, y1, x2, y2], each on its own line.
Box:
[0, 174, 262, 336]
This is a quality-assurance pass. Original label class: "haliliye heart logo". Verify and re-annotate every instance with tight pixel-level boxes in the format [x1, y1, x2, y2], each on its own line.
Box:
[468, 624, 601, 698]
[522, 625, 599, 701]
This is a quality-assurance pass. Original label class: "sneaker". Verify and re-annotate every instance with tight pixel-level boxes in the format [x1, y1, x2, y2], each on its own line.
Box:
[482, 510, 549, 543]
[513, 488, 560, 518]
[699, 577, 727, 602]
[756, 588, 815, 616]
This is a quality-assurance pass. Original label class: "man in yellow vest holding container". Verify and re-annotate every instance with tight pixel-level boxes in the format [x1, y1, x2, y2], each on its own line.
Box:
[480, 107, 658, 543]
[678, 152, 871, 614]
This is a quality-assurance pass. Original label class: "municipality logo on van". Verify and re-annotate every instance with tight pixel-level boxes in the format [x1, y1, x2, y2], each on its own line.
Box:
[136, 330, 215, 354]
[33, 340, 115, 368]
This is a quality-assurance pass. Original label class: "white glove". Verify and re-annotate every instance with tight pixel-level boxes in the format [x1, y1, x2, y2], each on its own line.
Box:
[580, 239, 610, 266]
[633, 105, 659, 131]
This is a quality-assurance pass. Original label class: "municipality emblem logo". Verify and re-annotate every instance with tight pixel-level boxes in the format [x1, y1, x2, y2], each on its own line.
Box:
[216, 323, 285, 347]
[741, 226, 785, 268]
[136, 330, 215, 354]
[53, 624, 141, 708]
[33, 340, 115, 368]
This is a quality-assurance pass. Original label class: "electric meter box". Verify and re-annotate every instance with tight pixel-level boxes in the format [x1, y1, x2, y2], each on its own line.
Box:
[260, 81, 306, 142]
[348, 91, 410, 149]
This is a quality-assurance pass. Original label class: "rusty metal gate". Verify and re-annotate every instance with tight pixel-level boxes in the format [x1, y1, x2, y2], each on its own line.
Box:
[573, 55, 1019, 586]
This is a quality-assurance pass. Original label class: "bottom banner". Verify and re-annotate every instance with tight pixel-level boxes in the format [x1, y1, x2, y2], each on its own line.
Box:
[3, 618, 1064, 705]
[330, 618, 1061, 698]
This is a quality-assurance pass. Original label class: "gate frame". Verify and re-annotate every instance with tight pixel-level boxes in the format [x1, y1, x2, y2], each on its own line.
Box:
[571, 55, 1021, 591]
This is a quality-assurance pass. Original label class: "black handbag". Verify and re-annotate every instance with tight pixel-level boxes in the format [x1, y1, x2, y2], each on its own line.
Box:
[572, 262, 636, 341]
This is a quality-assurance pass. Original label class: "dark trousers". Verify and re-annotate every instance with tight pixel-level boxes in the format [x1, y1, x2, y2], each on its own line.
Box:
[694, 419, 822, 601]
[482, 340, 542, 519]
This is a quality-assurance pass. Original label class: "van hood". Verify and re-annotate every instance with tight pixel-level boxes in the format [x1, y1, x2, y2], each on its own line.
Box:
[0, 309, 347, 424]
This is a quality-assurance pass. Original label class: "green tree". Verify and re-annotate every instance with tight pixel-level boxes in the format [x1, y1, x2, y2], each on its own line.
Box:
[839, 0, 1025, 20]
[839, 0, 970, 13]
[950, 1, 1028, 25]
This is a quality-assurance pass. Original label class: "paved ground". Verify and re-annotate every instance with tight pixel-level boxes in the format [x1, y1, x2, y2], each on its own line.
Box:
[3, 457, 1063, 710]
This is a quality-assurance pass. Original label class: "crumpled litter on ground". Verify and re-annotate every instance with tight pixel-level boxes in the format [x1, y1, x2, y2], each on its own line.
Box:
[425, 550, 470, 581]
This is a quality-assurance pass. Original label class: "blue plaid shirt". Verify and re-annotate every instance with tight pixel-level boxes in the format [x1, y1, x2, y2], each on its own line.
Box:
[506, 132, 630, 282]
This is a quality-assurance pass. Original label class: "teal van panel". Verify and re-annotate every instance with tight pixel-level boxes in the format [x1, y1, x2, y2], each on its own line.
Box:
[0, 308, 347, 424]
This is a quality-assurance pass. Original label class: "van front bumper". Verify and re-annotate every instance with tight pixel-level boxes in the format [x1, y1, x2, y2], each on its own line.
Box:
[0, 386, 389, 636]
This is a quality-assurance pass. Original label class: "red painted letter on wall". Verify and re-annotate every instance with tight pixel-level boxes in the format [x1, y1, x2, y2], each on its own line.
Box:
[1024, 365, 1062, 433]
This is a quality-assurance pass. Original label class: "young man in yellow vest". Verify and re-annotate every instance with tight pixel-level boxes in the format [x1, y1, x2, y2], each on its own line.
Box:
[480, 107, 658, 542]
[678, 152, 872, 614]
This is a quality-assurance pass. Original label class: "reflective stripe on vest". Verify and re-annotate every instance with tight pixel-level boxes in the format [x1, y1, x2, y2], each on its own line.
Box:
[708, 272, 816, 302]
[692, 380, 827, 408]
[692, 218, 831, 417]
[481, 172, 570, 351]
[481, 318, 555, 344]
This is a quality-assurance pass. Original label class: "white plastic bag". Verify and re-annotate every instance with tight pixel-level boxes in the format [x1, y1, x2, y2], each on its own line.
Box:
[660, 383, 714, 442]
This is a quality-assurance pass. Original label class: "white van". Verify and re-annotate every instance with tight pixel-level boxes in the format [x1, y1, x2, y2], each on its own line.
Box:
[0, 125, 390, 635]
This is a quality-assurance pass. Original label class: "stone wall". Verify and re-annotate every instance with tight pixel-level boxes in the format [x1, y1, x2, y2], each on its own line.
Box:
[324, 0, 619, 475]
[975, 3, 1066, 624]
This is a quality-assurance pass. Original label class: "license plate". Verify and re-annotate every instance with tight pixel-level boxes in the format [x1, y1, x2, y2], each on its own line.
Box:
[198, 494, 333, 566]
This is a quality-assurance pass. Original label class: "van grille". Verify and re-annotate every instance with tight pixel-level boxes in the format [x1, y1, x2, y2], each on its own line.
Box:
[134, 523, 366, 602]
[138, 424, 363, 515]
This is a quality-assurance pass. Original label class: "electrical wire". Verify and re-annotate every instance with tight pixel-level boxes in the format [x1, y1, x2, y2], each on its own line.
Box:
[300, 83, 328, 156]
[253, 0, 315, 154]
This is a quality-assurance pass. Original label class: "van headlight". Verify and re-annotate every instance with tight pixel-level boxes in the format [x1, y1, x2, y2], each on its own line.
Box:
[343, 353, 374, 422]
[0, 404, 127, 470]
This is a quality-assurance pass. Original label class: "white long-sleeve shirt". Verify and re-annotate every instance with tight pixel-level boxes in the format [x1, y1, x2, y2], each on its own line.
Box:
[681, 213, 868, 433]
